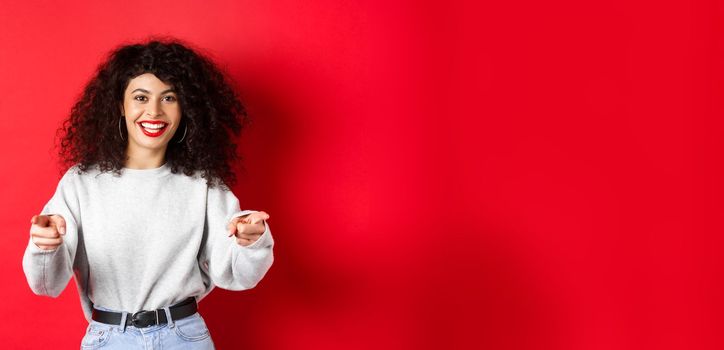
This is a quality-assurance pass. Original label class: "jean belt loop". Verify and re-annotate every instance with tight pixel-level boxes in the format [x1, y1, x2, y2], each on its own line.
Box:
[163, 306, 174, 328]
[120, 311, 128, 333]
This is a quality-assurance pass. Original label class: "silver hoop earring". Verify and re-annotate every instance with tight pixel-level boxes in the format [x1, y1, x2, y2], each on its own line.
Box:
[176, 124, 188, 144]
[119, 116, 125, 141]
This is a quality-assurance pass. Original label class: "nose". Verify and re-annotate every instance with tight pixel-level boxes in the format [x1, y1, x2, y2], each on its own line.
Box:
[145, 101, 163, 117]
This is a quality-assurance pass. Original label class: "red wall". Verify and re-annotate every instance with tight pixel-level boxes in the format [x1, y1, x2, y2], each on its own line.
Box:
[1, 0, 722, 349]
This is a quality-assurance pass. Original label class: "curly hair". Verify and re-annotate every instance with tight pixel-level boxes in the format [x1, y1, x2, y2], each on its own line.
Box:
[55, 36, 250, 189]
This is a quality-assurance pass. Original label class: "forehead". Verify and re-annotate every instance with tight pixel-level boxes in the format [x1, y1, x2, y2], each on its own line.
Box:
[125, 73, 174, 93]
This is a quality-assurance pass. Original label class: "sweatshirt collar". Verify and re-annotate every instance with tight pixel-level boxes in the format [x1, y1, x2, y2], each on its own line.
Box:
[120, 162, 171, 177]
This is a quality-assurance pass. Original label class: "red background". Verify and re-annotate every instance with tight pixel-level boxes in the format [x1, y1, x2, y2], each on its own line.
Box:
[1, 0, 722, 349]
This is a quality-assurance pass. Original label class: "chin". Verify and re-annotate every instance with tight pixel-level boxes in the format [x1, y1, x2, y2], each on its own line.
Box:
[130, 138, 169, 149]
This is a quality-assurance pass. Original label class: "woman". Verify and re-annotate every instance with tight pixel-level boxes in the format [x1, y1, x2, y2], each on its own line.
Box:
[21, 38, 275, 349]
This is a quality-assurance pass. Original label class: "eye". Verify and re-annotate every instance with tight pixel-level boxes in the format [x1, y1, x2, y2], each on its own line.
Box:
[134, 95, 147, 102]
[163, 95, 177, 102]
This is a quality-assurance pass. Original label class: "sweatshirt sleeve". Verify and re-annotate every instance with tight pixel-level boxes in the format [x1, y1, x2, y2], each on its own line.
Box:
[22, 168, 81, 298]
[199, 184, 275, 291]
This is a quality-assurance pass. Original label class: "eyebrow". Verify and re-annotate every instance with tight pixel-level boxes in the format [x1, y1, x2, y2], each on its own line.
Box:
[130, 88, 176, 94]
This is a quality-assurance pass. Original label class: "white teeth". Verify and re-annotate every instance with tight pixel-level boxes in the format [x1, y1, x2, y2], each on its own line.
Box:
[140, 122, 166, 129]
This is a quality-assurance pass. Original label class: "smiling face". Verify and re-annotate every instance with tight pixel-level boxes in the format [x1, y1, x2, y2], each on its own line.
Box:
[120, 73, 182, 158]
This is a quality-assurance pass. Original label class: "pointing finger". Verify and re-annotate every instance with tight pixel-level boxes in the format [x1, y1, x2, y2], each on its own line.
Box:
[50, 215, 67, 236]
[32, 214, 50, 227]
[249, 211, 270, 225]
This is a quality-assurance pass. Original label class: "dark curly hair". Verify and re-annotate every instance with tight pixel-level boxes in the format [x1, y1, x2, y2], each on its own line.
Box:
[55, 36, 250, 189]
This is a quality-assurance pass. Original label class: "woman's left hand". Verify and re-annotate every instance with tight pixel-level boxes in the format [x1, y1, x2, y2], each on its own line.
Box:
[227, 211, 270, 246]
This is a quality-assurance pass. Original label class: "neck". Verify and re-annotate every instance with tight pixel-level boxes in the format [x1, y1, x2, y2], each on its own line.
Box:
[124, 145, 167, 169]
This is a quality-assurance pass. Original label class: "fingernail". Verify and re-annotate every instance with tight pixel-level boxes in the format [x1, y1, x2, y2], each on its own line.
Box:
[60, 227, 66, 235]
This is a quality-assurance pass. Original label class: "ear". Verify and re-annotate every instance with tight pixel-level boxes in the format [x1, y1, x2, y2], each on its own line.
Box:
[119, 103, 124, 116]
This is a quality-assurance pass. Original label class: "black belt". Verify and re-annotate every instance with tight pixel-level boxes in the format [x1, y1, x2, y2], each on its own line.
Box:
[91, 297, 198, 328]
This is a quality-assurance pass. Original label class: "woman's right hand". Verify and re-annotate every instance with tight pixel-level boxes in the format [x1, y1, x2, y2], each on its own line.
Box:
[29, 214, 66, 251]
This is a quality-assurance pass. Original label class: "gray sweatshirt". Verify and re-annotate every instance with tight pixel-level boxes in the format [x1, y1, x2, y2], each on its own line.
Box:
[21, 162, 274, 322]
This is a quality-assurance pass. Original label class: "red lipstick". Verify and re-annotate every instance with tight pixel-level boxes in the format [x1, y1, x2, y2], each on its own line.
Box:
[137, 120, 169, 138]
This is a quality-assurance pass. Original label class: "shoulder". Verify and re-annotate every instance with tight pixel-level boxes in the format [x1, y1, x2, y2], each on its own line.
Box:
[57, 163, 80, 183]
[51, 164, 80, 192]
[176, 168, 208, 185]
[58, 163, 104, 186]
[63, 163, 82, 177]
[182, 169, 230, 190]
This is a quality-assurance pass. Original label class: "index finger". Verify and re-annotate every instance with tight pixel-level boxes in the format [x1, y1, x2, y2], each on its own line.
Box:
[49, 215, 67, 235]
[249, 211, 270, 225]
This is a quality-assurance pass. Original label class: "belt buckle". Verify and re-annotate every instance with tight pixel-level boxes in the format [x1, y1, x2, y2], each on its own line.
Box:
[131, 309, 159, 328]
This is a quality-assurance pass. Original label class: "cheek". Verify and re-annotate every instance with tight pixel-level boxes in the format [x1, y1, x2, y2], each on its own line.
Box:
[124, 104, 144, 117]
[169, 112, 182, 125]
[168, 106, 182, 119]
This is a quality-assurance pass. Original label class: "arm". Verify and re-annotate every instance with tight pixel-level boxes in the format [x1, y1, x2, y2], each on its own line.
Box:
[22, 170, 81, 297]
[199, 184, 275, 291]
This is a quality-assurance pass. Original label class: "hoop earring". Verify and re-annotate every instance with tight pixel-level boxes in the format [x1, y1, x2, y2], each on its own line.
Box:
[119, 116, 125, 141]
[176, 124, 188, 144]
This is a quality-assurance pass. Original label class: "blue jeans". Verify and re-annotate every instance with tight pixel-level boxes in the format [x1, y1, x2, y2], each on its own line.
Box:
[81, 304, 216, 349]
